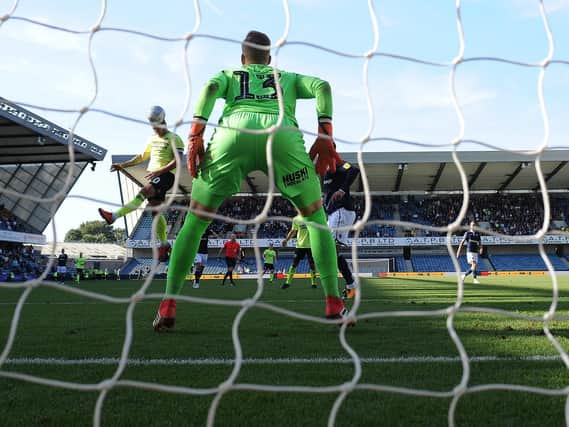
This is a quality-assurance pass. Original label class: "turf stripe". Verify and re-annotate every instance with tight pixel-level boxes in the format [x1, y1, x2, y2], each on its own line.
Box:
[1, 355, 562, 366]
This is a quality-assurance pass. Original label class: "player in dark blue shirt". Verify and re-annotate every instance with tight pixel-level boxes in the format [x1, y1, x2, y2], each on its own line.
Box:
[456, 221, 483, 284]
[323, 152, 360, 299]
[56, 248, 68, 284]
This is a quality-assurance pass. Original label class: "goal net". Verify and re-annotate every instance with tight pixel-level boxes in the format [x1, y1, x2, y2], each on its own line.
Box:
[348, 258, 393, 274]
[1, 1, 568, 426]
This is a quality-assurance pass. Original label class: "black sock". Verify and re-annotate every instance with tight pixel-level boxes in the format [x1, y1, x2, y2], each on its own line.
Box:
[223, 271, 229, 283]
[337, 255, 354, 285]
[195, 268, 202, 284]
[464, 268, 472, 277]
[229, 271, 234, 282]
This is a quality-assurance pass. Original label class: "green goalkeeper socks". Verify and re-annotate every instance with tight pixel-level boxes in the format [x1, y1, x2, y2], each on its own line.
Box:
[310, 270, 316, 286]
[304, 208, 339, 298]
[155, 214, 168, 243]
[165, 212, 211, 297]
[116, 193, 145, 218]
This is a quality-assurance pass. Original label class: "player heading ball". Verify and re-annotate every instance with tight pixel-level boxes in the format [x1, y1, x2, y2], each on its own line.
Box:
[98, 106, 184, 263]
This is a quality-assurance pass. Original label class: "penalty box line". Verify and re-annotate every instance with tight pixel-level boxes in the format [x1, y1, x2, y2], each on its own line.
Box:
[2, 355, 563, 366]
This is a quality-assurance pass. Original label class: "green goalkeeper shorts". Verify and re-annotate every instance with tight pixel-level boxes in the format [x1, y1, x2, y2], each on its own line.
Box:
[191, 112, 322, 210]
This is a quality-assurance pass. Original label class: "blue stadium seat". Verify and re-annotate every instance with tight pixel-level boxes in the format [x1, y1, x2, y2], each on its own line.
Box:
[411, 255, 492, 272]
[395, 256, 408, 272]
[490, 254, 569, 271]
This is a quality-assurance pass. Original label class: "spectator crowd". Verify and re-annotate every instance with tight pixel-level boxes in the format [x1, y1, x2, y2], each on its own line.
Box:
[0, 244, 46, 281]
[172, 194, 569, 239]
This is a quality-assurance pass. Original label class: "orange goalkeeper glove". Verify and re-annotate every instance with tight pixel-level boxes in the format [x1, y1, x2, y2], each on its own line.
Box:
[309, 120, 342, 176]
[187, 119, 206, 178]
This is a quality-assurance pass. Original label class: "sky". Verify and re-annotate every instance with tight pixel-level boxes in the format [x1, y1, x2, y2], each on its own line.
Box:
[0, 0, 568, 242]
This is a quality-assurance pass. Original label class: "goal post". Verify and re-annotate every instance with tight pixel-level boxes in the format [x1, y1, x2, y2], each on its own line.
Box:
[348, 257, 394, 274]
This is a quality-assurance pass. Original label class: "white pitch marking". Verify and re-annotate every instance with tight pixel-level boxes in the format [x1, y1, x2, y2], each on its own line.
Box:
[2, 355, 562, 366]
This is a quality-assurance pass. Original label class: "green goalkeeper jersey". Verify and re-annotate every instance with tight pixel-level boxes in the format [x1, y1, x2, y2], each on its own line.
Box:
[292, 215, 311, 249]
[263, 248, 277, 264]
[193, 64, 333, 125]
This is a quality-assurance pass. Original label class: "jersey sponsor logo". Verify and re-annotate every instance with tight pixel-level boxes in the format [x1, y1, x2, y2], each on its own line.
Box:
[282, 166, 309, 187]
[343, 162, 351, 169]
[323, 179, 332, 185]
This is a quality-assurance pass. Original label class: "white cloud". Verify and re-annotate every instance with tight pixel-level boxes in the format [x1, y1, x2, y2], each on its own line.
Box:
[4, 17, 85, 51]
[161, 47, 185, 73]
[55, 74, 95, 100]
[508, 0, 569, 17]
[203, 0, 224, 16]
[0, 56, 31, 72]
[131, 45, 152, 65]
[546, 0, 569, 13]
[375, 71, 495, 111]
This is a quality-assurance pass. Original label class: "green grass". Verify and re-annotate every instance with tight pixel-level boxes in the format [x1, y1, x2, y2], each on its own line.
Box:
[1, 275, 569, 426]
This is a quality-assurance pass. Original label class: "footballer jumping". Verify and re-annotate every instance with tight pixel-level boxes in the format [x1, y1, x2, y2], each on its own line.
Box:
[98, 106, 184, 263]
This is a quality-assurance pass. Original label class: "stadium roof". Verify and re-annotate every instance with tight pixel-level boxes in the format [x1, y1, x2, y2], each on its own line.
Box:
[40, 242, 126, 259]
[113, 149, 569, 196]
[0, 97, 107, 233]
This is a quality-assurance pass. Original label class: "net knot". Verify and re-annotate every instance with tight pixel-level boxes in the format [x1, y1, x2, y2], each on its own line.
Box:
[241, 298, 256, 309]
[453, 384, 467, 395]
[131, 292, 145, 303]
[98, 379, 115, 391]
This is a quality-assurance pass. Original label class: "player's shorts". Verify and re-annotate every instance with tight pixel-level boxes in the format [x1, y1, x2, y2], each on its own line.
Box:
[148, 171, 175, 202]
[194, 253, 208, 265]
[191, 112, 321, 210]
[467, 252, 479, 264]
[327, 208, 356, 245]
[57, 266, 67, 274]
[225, 256, 237, 268]
[264, 263, 274, 271]
[292, 247, 315, 268]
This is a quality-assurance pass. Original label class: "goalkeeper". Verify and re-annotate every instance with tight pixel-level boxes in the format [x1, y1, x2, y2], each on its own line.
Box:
[98, 106, 184, 262]
[153, 30, 349, 331]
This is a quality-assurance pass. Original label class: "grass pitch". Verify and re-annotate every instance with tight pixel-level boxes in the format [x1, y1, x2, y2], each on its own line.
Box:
[1, 275, 569, 426]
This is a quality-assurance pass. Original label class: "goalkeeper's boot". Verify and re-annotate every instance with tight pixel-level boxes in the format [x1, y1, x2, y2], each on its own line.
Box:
[158, 242, 171, 262]
[98, 208, 116, 225]
[311, 284, 318, 289]
[153, 299, 176, 332]
[281, 282, 290, 290]
[325, 296, 356, 326]
[342, 287, 356, 300]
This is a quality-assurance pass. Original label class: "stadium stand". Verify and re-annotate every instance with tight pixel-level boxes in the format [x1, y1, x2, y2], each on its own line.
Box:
[395, 256, 408, 272]
[0, 98, 107, 281]
[489, 253, 569, 272]
[126, 193, 568, 241]
[115, 150, 569, 275]
[411, 255, 493, 273]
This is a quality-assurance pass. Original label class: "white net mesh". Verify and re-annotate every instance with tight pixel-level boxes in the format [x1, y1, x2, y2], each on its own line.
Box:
[1, 1, 568, 426]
